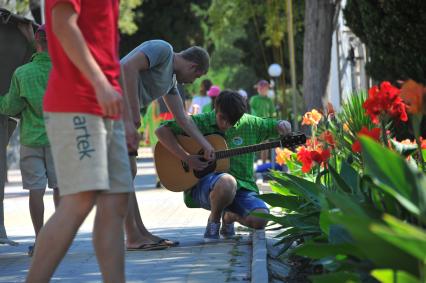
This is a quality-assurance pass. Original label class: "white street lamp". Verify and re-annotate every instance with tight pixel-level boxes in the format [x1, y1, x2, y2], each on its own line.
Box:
[268, 63, 282, 78]
[267, 63, 282, 171]
[267, 63, 282, 118]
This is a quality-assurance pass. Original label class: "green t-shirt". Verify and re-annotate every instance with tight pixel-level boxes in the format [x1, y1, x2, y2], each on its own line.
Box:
[0, 52, 51, 147]
[202, 102, 212, 113]
[162, 112, 279, 207]
[249, 94, 275, 118]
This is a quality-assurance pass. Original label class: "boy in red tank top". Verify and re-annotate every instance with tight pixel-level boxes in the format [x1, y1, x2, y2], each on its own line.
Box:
[26, 1, 139, 282]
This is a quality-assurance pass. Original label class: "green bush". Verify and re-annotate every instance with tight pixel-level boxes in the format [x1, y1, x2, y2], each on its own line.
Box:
[344, 1, 426, 84]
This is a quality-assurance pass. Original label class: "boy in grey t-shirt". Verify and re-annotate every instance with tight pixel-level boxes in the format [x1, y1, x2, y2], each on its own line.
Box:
[121, 40, 214, 250]
[121, 40, 178, 109]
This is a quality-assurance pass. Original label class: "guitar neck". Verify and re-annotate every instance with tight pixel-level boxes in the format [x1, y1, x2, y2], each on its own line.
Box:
[215, 140, 282, 160]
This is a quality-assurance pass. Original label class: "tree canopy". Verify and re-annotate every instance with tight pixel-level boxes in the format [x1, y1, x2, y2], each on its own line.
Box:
[119, 0, 209, 56]
[200, 0, 305, 98]
[344, 0, 426, 84]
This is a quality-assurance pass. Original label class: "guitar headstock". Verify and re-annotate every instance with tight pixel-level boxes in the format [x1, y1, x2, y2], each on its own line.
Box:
[280, 132, 307, 149]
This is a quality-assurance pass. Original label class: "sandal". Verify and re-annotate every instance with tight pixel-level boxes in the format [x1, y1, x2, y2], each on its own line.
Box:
[126, 242, 169, 251]
[158, 238, 180, 247]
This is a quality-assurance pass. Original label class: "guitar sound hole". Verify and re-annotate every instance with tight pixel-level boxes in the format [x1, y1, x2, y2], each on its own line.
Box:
[193, 160, 217, 179]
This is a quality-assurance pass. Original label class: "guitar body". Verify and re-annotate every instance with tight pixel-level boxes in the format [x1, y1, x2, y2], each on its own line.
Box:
[155, 132, 306, 192]
[154, 134, 230, 192]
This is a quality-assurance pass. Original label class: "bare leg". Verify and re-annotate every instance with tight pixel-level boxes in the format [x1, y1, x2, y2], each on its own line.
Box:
[208, 174, 237, 223]
[125, 156, 165, 247]
[223, 208, 268, 230]
[260, 150, 268, 164]
[124, 192, 160, 248]
[26, 191, 97, 283]
[29, 189, 46, 238]
[132, 193, 159, 238]
[93, 193, 128, 283]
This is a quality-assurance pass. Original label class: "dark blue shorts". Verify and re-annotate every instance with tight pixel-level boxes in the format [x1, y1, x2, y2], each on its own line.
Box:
[191, 173, 269, 217]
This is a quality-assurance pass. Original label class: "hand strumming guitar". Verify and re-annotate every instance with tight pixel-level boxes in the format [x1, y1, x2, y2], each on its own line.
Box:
[184, 154, 209, 171]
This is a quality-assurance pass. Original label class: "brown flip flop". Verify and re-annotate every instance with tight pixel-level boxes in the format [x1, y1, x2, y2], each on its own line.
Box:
[126, 242, 169, 251]
[158, 239, 180, 247]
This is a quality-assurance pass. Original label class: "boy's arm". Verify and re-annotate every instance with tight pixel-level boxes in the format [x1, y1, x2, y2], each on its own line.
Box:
[255, 117, 292, 142]
[162, 93, 215, 161]
[119, 66, 140, 153]
[155, 125, 208, 170]
[0, 74, 26, 116]
[121, 51, 150, 128]
[51, 2, 122, 117]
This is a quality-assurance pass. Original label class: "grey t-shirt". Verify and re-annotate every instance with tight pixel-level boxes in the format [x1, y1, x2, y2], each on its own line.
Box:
[121, 40, 179, 109]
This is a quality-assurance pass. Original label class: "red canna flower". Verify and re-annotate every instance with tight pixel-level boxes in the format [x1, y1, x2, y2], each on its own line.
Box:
[297, 147, 330, 173]
[326, 102, 336, 120]
[320, 148, 331, 161]
[351, 141, 362, 153]
[420, 137, 426, 149]
[297, 147, 313, 173]
[351, 127, 381, 153]
[319, 130, 336, 149]
[363, 81, 408, 124]
[389, 100, 408, 122]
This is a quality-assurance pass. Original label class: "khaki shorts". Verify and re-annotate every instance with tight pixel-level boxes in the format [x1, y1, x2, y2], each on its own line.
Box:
[20, 145, 57, 190]
[44, 112, 133, 196]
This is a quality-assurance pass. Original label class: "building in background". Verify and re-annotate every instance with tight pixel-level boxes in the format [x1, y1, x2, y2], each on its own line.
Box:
[327, 0, 369, 111]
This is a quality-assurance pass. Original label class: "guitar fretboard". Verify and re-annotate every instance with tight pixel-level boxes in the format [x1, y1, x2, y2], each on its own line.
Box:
[215, 140, 282, 160]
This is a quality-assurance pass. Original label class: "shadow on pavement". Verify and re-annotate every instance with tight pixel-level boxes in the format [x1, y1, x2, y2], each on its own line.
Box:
[0, 226, 251, 282]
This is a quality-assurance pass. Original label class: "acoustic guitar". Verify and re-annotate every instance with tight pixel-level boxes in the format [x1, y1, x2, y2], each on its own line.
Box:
[154, 133, 306, 192]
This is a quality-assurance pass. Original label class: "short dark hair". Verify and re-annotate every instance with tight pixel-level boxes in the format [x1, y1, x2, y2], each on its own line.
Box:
[179, 46, 210, 73]
[35, 29, 47, 50]
[215, 90, 247, 125]
[201, 79, 212, 92]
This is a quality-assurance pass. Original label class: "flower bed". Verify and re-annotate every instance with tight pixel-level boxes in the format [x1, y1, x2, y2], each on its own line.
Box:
[258, 81, 426, 283]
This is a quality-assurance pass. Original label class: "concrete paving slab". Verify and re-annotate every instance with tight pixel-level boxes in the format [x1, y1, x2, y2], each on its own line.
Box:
[0, 151, 252, 282]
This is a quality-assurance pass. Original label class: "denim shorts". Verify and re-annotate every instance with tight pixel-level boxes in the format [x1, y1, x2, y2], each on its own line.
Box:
[191, 173, 269, 217]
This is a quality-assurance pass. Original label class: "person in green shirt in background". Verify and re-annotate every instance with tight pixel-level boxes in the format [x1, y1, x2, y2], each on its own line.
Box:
[156, 91, 292, 241]
[0, 25, 59, 256]
[249, 79, 275, 163]
[249, 79, 275, 118]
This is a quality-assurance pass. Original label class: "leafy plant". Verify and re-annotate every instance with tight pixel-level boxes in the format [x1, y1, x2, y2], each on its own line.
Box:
[261, 82, 426, 282]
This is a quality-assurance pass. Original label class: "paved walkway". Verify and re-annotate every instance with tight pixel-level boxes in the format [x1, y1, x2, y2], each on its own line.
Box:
[0, 148, 251, 282]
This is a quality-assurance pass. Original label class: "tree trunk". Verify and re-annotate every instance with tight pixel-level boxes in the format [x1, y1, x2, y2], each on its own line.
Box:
[303, 0, 337, 112]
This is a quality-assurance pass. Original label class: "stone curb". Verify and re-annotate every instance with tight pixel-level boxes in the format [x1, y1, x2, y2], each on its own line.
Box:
[251, 229, 268, 283]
